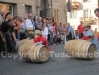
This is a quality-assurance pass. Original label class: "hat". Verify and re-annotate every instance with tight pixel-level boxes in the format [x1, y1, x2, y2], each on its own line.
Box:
[34, 30, 41, 35]
[83, 22, 91, 27]
[27, 28, 33, 31]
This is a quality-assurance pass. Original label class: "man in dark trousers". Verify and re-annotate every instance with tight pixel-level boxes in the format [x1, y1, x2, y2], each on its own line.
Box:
[1, 19, 17, 53]
[77, 21, 84, 39]
[66, 23, 73, 41]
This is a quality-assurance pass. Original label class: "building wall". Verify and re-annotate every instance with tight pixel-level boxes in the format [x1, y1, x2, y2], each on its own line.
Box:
[0, 0, 67, 24]
[52, 0, 67, 24]
[67, 0, 98, 31]
[0, 0, 36, 16]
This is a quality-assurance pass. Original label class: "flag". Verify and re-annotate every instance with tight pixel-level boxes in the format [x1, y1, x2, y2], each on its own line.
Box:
[66, 0, 72, 12]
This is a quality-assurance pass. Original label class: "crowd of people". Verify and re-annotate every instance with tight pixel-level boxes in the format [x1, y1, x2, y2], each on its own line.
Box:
[0, 10, 67, 55]
[1, 8, 99, 56]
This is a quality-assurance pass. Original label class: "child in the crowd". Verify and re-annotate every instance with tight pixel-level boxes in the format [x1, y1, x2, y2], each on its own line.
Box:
[41, 26, 47, 39]
[48, 22, 54, 45]
[57, 30, 62, 44]
[73, 30, 79, 40]
[42, 22, 48, 39]
[27, 28, 34, 39]
[82, 22, 98, 49]
[33, 30, 50, 51]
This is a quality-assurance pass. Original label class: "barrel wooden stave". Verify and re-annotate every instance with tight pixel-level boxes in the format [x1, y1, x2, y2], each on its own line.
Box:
[16, 39, 34, 50]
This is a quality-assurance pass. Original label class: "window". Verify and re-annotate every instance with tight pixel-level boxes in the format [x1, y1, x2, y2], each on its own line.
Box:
[98, 0, 99, 6]
[0, 4, 13, 17]
[83, 10, 88, 17]
[69, 10, 77, 18]
[9, 5, 13, 17]
[83, 0, 91, 2]
[83, 10, 91, 17]
[25, 5, 32, 15]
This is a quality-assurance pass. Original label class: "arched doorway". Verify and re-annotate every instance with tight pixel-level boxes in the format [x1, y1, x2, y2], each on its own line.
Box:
[40, 0, 52, 18]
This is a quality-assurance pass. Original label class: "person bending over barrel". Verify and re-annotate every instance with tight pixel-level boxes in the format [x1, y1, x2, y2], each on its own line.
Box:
[82, 22, 98, 49]
[33, 30, 50, 51]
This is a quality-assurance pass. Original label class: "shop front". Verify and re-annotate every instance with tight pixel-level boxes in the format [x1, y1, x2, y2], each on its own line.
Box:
[0, 3, 13, 17]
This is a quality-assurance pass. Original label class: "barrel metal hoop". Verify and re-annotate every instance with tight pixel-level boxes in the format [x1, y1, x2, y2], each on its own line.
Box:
[37, 45, 45, 62]
[18, 45, 23, 57]
[86, 43, 92, 57]
[30, 44, 35, 62]
[20, 40, 23, 45]
[34, 45, 39, 62]
[69, 41, 74, 54]
[21, 42, 30, 59]
[78, 40, 85, 57]
[82, 41, 90, 57]
[21, 44, 27, 59]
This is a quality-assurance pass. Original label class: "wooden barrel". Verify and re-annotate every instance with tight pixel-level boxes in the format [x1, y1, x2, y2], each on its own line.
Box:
[16, 39, 34, 50]
[64, 40, 96, 59]
[18, 43, 49, 62]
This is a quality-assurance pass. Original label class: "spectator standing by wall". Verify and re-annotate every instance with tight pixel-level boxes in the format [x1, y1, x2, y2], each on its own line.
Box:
[1, 19, 17, 53]
[48, 22, 54, 45]
[77, 21, 84, 39]
[94, 28, 98, 38]
[66, 23, 73, 41]
[53, 18, 58, 45]
[38, 17, 42, 30]
[16, 16, 21, 40]
[25, 14, 34, 30]
[20, 17, 26, 40]
[61, 24, 66, 44]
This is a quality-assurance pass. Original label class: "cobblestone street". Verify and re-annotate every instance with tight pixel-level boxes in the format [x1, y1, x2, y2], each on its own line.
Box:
[0, 44, 99, 75]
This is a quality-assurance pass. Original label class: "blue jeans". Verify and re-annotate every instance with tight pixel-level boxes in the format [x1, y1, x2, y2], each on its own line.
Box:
[17, 33, 20, 41]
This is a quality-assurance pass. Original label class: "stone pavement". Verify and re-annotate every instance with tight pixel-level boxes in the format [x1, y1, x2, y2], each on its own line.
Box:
[0, 44, 99, 75]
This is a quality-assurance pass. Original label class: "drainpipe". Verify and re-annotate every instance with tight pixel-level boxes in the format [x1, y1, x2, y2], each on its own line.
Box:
[51, 0, 53, 18]
[36, 0, 38, 16]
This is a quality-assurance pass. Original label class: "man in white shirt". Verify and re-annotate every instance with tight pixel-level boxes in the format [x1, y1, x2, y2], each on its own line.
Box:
[25, 14, 34, 30]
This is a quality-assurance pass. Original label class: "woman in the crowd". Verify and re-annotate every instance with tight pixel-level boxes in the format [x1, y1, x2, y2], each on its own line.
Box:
[57, 23, 63, 44]
[53, 18, 58, 45]
[33, 16, 39, 30]
[20, 17, 26, 40]
[61, 24, 66, 44]
[13, 16, 19, 46]
[5, 12, 11, 21]
[37, 17, 42, 30]
[48, 22, 54, 45]
[16, 16, 20, 40]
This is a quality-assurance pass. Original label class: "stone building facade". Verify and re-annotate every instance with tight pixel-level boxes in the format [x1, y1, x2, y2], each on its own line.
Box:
[67, 0, 98, 30]
[0, 0, 67, 24]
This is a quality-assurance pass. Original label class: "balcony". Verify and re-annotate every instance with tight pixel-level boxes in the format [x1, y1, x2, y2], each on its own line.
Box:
[72, 1, 80, 10]
[79, 16, 98, 24]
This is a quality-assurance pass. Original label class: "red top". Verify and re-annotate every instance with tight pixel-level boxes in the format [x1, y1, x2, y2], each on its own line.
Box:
[82, 36, 89, 40]
[53, 22, 58, 34]
[33, 35, 50, 51]
[77, 25, 84, 34]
